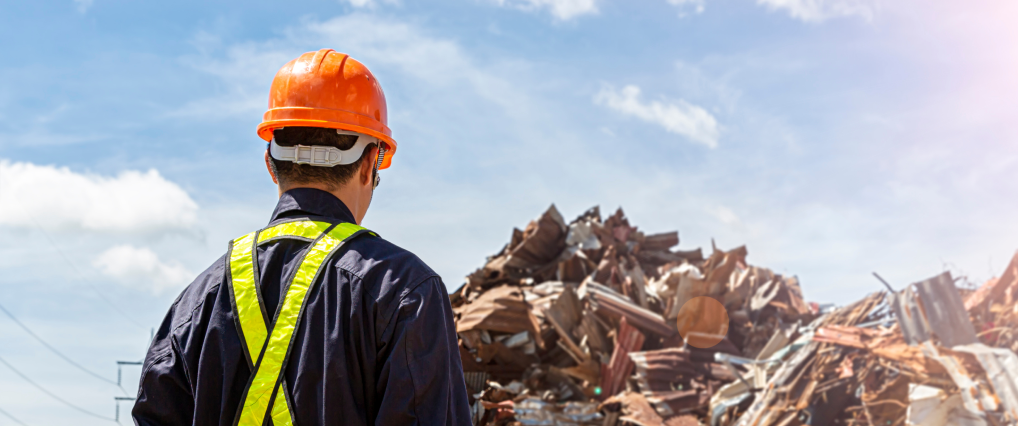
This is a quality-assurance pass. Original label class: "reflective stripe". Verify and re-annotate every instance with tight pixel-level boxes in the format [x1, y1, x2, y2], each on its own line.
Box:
[231, 221, 368, 426]
[231, 229, 298, 426]
[270, 381, 294, 426]
[258, 221, 333, 426]
[233, 221, 333, 360]
[229, 220, 351, 426]
[229, 232, 261, 363]
[257, 220, 334, 245]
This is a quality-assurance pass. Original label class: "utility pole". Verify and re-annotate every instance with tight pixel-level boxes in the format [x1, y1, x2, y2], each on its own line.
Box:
[114, 396, 134, 423]
[115, 360, 143, 423]
[116, 360, 143, 388]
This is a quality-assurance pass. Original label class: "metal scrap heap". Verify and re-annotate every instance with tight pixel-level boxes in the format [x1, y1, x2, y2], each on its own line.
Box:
[451, 205, 1018, 426]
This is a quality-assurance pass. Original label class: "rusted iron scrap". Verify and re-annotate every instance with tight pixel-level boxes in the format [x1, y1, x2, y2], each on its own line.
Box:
[452, 205, 1018, 426]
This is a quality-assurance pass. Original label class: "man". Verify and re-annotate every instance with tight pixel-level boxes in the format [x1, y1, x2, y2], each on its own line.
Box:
[133, 49, 471, 426]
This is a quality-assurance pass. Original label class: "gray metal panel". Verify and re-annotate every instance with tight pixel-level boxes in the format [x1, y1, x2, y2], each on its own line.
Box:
[913, 272, 978, 348]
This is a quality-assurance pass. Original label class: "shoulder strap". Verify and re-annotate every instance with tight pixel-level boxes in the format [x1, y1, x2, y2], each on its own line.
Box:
[228, 221, 371, 426]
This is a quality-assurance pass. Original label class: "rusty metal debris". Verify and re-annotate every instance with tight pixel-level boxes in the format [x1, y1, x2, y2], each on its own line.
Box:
[454, 205, 1018, 426]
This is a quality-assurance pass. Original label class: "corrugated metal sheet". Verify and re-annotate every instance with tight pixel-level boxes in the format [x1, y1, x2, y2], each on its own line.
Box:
[645, 389, 707, 418]
[504, 205, 567, 269]
[601, 317, 645, 396]
[890, 272, 979, 347]
[913, 272, 979, 347]
[921, 341, 998, 417]
[889, 286, 931, 345]
[954, 343, 1018, 422]
[464, 371, 490, 395]
[456, 285, 542, 338]
[587, 285, 675, 337]
[515, 398, 603, 425]
[629, 348, 734, 395]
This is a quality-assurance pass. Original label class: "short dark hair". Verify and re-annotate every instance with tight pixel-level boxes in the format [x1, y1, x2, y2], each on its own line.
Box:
[268, 127, 377, 190]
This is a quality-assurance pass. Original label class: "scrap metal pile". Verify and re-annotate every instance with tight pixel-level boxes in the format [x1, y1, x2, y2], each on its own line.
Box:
[451, 205, 1018, 426]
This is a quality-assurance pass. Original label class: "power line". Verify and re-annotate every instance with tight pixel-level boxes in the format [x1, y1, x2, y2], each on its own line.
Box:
[0, 301, 123, 390]
[0, 352, 116, 422]
[0, 165, 147, 331]
[23, 213, 147, 331]
[0, 404, 28, 426]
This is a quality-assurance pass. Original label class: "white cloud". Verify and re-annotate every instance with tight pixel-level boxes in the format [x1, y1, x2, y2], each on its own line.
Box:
[668, 0, 705, 15]
[673, 61, 742, 113]
[170, 44, 291, 120]
[304, 17, 479, 86]
[93, 245, 193, 293]
[494, 0, 598, 20]
[594, 84, 720, 148]
[0, 160, 198, 233]
[73, 0, 93, 13]
[756, 0, 878, 22]
[710, 205, 741, 226]
[178, 14, 530, 125]
[306, 16, 531, 116]
[341, 0, 399, 9]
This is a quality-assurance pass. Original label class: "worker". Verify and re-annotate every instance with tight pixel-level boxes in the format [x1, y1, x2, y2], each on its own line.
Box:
[132, 49, 471, 425]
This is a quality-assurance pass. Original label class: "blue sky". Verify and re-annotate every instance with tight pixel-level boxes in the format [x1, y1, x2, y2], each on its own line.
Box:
[2, 0, 1018, 423]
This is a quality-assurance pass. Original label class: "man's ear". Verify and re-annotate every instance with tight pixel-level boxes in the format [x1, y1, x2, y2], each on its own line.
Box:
[265, 151, 279, 185]
[360, 145, 378, 186]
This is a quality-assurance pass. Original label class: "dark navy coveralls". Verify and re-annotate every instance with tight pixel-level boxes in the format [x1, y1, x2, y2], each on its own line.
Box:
[132, 188, 471, 425]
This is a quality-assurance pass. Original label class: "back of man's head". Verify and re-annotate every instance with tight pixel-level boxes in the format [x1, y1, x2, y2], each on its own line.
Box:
[268, 127, 377, 191]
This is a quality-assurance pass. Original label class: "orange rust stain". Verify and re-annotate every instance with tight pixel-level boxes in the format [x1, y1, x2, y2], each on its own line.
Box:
[676, 296, 729, 349]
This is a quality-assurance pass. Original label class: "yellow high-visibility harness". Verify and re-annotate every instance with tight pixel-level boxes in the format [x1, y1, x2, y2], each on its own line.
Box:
[227, 220, 371, 426]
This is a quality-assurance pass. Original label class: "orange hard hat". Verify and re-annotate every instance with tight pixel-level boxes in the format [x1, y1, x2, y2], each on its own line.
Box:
[257, 49, 396, 169]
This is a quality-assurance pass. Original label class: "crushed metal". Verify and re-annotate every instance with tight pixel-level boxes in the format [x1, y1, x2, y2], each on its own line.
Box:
[454, 205, 1018, 426]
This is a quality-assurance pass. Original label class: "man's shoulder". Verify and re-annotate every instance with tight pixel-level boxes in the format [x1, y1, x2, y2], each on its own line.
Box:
[167, 253, 228, 331]
[335, 233, 437, 279]
[333, 232, 440, 298]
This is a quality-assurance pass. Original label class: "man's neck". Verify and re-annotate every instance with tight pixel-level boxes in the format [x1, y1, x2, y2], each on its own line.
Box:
[278, 183, 367, 225]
